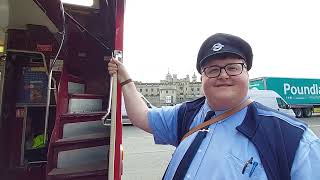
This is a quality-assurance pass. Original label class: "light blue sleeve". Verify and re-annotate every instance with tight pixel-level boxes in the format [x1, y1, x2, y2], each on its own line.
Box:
[291, 128, 320, 180]
[147, 104, 182, 146]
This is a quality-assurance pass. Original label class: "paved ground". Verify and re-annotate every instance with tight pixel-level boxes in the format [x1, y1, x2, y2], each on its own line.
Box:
[304, 114, 320, 136]
[122, 116, 320, 180]
[122, 125, 174, 180]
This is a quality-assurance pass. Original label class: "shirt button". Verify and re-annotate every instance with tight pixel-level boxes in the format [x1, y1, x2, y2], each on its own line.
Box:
[198, 149, 202, 153]
[186, 174, 191, 178]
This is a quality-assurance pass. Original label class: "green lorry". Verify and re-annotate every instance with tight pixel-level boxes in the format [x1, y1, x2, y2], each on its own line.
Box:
[249, 77, 320, 118]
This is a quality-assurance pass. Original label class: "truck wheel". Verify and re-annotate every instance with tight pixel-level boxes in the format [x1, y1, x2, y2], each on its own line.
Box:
[302, 108, 312, 118]
[294, 108, 303, 118]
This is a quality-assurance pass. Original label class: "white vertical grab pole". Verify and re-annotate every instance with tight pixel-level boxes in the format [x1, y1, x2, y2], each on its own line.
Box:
[108, 74, 117, 179]
[44, 70, 53, 144]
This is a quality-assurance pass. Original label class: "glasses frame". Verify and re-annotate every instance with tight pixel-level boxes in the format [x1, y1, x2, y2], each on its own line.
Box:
[202, 63, 247, 78]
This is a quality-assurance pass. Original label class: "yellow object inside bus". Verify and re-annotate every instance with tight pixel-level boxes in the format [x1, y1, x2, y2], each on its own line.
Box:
[314, 107, 320, 113]
[0, 45, 4, 53]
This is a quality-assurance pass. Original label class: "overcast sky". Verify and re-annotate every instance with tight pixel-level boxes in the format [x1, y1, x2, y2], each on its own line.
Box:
[123, 0, 320, 83]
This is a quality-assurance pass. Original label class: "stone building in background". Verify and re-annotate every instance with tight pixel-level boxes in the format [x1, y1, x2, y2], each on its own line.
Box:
[135, 72, 203, 107]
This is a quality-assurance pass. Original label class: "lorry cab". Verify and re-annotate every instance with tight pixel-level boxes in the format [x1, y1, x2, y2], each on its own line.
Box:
[249, 89, 296, 117]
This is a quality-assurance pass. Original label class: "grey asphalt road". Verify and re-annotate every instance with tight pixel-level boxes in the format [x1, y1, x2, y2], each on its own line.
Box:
[122, 116, 320, 180]
[303, 114, 320, 137]
[122, 125, 174, 180]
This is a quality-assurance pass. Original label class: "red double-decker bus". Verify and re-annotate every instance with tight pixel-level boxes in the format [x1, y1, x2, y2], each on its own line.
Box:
[0, 0, 125, 179]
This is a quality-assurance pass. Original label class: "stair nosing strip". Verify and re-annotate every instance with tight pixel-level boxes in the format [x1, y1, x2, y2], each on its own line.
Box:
[54, 133, 110, 145]
[61, 111, 108, 117]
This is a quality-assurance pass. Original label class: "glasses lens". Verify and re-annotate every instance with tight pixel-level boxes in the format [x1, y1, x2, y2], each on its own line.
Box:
[205, 66, 220, 78]
[226, 63, 243, 76]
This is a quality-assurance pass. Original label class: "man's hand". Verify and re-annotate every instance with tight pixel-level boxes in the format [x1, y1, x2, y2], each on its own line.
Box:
[108, 57, 131, 83]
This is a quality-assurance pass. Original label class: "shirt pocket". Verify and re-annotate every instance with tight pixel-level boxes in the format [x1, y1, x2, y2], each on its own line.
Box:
[225, 153, 267, 180]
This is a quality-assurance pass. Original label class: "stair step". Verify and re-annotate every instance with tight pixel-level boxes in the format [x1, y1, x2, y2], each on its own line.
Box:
[56, 145, 109, 170]
[51, 133, 110, 170]
[59, 111, 110, 138]
[62, 120, 110, 139]
[60, 111, 108, 123]
[53, 133, 109, 147]
[47, 160, 108, 180]
[68, 82, 85, 94]
[69, 94, 104, 99]
[68, 94, 104, 113]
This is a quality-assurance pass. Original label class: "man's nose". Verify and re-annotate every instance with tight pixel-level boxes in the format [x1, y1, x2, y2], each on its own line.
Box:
[217, 68, 229, 79]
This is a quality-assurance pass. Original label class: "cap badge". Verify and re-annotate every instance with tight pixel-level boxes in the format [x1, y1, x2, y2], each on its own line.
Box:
[211, 43, 224, 52]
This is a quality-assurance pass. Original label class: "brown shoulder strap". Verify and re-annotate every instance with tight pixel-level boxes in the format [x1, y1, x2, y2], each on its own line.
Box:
[181, 99, 253, 142]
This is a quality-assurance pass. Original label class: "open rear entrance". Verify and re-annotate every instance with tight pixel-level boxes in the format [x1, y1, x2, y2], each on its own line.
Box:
[0, 0, 124, 179]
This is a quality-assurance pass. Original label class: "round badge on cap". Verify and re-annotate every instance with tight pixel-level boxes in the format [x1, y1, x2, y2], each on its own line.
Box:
[211, 43, 224, 52]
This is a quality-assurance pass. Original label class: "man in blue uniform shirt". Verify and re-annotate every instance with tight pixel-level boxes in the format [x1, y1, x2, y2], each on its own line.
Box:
[108, 33, 320, 180]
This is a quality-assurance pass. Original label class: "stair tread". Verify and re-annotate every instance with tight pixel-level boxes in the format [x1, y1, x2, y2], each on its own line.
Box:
[48, 160, 108, 176]
[69, 94, 104, 98]
[54, 133, 109, 146]
[61, 111, 108, 118]
[60, 111, 109, 124]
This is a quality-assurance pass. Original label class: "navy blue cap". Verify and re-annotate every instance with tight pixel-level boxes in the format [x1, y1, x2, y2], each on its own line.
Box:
[196, 33, 253, 73]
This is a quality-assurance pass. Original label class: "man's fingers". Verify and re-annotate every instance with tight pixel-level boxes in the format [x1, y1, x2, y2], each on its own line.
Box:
[108, 62, 117, 69]
[108, 69, 117, 75]
[107, 58, 118, 76]
[112, 57, 122, 64]
[107, 57, 126, 78]
[109, 57, 121, 66]
[108, 58, 122, 68]
[108, 65, 117, 72]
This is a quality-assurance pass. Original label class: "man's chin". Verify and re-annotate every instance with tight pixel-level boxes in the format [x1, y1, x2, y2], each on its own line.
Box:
[205, 87, 236, 98]
[207, 96, 239, 110]
[210, 90, 235, 98]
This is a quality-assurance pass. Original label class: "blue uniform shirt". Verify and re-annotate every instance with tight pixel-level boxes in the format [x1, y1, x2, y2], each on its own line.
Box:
[148, 100, 320, 180]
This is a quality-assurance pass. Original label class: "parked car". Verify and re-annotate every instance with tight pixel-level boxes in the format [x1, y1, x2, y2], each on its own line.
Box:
[122, 93, 154, 124]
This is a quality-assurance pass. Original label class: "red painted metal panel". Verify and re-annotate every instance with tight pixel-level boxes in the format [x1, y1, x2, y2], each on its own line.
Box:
[114, 0, 125, 179]
[47, 65, 70, 172]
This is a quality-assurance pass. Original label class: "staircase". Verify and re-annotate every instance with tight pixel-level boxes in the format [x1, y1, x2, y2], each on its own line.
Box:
[47, 70, 111, 180]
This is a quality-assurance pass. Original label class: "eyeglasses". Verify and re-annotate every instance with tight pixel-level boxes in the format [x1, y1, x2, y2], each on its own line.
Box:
[202, 63, 247, 78]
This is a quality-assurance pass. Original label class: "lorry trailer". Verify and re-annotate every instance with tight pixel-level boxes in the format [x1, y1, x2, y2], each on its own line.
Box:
[250, 77, 320, 118]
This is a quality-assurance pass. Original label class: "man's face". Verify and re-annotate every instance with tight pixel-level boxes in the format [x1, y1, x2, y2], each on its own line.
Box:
[201, 57, 249, 110]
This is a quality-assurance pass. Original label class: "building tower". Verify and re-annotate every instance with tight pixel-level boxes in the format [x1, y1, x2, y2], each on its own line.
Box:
[165, 69, 172, 82]
[192, 72, 197, 82]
